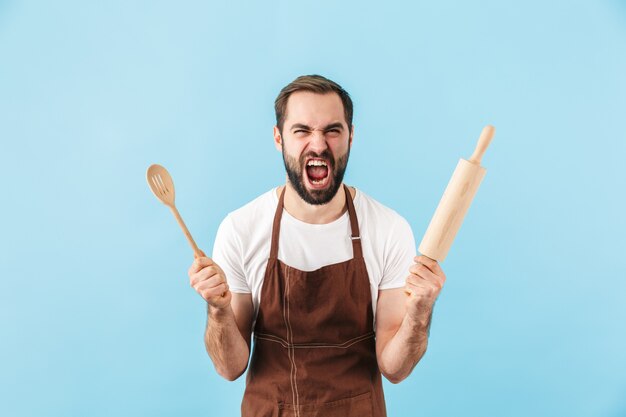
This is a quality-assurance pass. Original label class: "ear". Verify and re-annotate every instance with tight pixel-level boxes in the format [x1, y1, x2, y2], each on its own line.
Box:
[349, 124, 354, 148]
[273, 126, 282, 152]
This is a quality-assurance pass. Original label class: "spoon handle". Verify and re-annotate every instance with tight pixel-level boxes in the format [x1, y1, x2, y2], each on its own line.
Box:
[169, 205, 202, 258]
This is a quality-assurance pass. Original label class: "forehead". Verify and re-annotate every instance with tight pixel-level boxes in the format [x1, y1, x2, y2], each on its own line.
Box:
[284, 91, 346, 127]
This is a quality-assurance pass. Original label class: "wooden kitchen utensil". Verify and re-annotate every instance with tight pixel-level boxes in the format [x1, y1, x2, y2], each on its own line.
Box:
[418, 125, 495, 262]
[146, 164, 203, 258]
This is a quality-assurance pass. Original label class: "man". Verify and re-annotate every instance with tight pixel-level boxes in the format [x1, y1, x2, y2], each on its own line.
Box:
[188, 75, 446, 416]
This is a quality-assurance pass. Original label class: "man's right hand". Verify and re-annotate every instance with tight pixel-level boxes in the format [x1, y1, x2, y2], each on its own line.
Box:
[188, 250, 232, 309]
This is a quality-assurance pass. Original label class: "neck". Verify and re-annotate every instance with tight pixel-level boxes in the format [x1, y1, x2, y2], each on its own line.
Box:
[279, 180, 349, 224]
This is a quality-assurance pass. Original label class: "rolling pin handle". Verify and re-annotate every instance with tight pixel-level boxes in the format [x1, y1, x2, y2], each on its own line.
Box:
[469, 125, 495, 165]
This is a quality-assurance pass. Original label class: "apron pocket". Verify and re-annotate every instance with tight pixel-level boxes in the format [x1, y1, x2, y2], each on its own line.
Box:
[278, 391, 373, 417]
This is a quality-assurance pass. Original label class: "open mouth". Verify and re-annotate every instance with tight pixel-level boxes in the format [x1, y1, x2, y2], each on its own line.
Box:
[304, 158, 330, 188]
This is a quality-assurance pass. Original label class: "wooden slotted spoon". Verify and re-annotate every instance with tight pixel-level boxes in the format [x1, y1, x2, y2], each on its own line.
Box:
[146, 164, 203, 258]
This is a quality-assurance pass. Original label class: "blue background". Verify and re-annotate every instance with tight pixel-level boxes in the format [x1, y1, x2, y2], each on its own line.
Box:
[1, 0, 625, 416]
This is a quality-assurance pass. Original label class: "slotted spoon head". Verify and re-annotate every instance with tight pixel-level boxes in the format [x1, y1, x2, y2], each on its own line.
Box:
[147, 164, 176, 207]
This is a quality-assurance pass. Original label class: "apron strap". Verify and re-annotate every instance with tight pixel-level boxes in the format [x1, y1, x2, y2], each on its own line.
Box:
[344, 184, 363, 260]
[269, 186, 286, 260]
[269, 184, 363, 260]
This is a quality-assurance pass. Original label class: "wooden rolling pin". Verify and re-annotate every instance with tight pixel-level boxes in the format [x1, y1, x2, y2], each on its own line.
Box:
[418, 125, 495, 262]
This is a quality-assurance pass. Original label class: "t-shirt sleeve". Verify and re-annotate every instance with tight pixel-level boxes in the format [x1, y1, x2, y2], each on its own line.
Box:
[379, 216, 417, 290]
[211, 215, 251, 293]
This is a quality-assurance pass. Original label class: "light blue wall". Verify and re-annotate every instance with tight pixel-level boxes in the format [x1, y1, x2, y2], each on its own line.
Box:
[1, 1, 625, 416]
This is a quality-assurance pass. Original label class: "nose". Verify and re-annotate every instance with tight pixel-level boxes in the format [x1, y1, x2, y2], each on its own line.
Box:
[307, 129, 329, 154]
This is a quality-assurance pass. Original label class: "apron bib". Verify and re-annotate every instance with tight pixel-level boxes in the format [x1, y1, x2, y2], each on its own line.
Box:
[241, 185, 387, 417]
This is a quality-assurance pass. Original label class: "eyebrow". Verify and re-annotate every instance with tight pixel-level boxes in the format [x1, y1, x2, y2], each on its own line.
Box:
[290, 122, 345, 131]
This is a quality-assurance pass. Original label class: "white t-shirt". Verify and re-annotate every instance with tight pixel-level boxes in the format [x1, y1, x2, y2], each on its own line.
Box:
[212, 186, 416, 321]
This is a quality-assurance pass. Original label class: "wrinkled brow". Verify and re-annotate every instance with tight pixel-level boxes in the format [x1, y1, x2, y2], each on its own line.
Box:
[290, 122, 345, 131]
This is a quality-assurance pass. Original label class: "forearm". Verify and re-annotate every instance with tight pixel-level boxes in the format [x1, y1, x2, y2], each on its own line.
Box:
[205, 304, 250, 381]
[378, 308, 432, 384]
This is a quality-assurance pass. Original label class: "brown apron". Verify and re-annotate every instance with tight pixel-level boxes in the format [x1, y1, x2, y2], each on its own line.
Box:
[241, 185, 387, 417]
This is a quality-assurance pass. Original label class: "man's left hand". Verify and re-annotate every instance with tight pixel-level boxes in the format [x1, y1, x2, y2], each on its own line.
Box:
[404, 255, 446, 326]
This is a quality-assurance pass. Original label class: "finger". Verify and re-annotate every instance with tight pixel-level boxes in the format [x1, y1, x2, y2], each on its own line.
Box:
[201, 283, 229, 300]
[404, 282, 428, 298]
[406, 274, 438, 290]
[190, 265, 221, 287]
[407, 271, 443, 291]
[188, 256, 215, 275]
[194, 249, 207, 259]
[411, 259, 446, 288]
[405, 279, 440, 298]
[194, 274, 226, 292]
[190, 266, 220, 287]
[409, 263, 438, 281]
[414, 255, 443, 275]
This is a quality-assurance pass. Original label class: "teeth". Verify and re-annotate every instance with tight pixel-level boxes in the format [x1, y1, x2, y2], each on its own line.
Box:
[311, 178, 325, 184]
[307, 159, 327, 167]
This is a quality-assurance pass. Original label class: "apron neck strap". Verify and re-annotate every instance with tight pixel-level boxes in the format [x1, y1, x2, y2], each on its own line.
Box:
[269, 187, 286, 260]
[344, 184, 363, 259]
[269, 184, 363, 260]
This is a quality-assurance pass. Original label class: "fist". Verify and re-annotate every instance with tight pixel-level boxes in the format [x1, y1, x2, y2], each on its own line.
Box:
[404, 255, 446, 324]
[188, 250, 232, 309]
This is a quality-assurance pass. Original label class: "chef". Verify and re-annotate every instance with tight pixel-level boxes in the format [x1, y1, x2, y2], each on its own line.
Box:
[188, 75, 446, 416]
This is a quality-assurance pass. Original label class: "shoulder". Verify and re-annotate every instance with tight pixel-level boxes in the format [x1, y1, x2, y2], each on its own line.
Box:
[222, 187, 278, 233]
[352, 187, 415, 252]
[353, 187, 411, 228]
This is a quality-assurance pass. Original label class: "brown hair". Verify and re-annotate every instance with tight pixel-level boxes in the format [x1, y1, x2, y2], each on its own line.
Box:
[274, 74, 353, 133]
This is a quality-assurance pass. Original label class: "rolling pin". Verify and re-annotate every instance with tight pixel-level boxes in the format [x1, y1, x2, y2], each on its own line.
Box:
[418, 125, 495, 262]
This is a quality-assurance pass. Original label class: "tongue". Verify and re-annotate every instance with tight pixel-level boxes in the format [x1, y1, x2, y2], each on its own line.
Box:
[307, 166, 328, 180]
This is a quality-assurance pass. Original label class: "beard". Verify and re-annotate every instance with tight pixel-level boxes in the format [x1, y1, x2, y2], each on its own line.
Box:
[282, 145, 350, 206]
